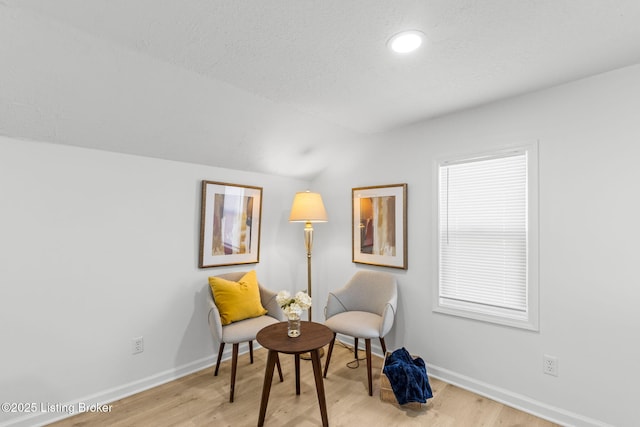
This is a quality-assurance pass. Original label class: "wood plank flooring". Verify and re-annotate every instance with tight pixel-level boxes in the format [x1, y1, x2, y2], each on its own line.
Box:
[48, 343, 561, 426]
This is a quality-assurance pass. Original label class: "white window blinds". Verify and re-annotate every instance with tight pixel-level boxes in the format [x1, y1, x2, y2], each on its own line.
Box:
[438, 151, 528, 317]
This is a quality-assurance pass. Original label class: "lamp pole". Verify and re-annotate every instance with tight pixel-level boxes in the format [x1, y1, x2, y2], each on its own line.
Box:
[304, 221, 314, 321]
[289, 191, 328, 360]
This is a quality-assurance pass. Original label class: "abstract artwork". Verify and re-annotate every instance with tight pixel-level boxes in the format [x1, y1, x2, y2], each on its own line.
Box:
[352, 184, 407, 269]
[199, 181, 262, 268]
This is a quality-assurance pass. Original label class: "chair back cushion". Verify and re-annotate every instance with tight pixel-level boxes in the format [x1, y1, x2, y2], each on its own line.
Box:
[208, 270, 267, 325]
[342, 270, 397, 315]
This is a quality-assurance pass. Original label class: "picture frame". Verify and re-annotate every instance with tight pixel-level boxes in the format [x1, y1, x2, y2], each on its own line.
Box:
[199, 181, 263, 268]
[352, 184, 407, 269]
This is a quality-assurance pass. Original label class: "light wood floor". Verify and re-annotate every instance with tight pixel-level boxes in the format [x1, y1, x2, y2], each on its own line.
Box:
[49, 343, 561, 426]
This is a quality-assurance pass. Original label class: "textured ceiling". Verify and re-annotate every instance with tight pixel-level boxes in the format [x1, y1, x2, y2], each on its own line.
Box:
[2, 1, 640, 178]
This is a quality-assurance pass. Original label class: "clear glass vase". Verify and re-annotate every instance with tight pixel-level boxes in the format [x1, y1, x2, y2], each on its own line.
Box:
[287, 313, 301, 337]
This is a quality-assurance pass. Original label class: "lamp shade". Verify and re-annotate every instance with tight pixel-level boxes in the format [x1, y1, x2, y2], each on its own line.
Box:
[289, 191, 328, 223]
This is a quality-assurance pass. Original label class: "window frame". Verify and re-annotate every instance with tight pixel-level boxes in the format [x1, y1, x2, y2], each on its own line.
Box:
[433, 143, 539, 331]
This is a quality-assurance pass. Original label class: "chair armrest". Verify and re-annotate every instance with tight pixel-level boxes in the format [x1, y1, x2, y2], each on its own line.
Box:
[325, 291, 348, 319]
[260, 286, 286, 321]
[207, 299, 223, 343]
[380, 282, 398, 337]
[379, 302, 396, 338]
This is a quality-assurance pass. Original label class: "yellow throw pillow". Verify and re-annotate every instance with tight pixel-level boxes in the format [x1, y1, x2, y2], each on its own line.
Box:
[208, 270, 267, 325]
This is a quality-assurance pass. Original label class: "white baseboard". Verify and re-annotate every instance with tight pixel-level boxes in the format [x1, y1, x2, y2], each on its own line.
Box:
[0, 355, 217, 427]
[334, 335, 386, 358]
[2, 343, 609, 427]
[337, 339, 610, 427]
[1, 342, 266, 427]
[426, 364, 611, 427]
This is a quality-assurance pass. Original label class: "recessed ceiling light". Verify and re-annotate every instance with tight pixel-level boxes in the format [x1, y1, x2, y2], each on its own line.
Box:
[387, 30, 425, 54]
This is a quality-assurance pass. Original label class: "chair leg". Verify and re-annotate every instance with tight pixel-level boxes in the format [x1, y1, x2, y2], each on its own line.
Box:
[379, 337, 387, 356]
[323, 333, 337, 378]
[249, 340, 254, 364]
[230, 343, 239, 403]
[354, 337, 359, 360]
[214, 343, 225, 376]
[276, 353, 284, 382]
[365, 339, 373, 396]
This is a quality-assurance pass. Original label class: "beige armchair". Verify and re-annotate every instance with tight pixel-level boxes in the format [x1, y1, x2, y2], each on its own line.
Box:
[207, 271, 285, 402]
[323, 270, 398, 396]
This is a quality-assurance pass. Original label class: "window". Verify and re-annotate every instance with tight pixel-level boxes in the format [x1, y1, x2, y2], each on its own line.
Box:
[435, 145, 538, 330]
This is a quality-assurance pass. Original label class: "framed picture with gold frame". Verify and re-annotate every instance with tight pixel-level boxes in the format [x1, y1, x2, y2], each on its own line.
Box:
[352, 184, 407, 269]
[199, 181, 262, 268]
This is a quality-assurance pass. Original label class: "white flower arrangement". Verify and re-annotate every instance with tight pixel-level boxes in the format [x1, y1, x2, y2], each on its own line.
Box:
[276, 290, 312, 318]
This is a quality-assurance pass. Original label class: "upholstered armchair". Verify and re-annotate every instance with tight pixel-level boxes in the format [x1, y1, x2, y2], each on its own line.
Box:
[207, 271, 285, 402]
[323, 270, 398, 396]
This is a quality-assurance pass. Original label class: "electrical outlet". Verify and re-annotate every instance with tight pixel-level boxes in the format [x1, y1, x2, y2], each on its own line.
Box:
[132, 336, 144, 355]
[543, 354, 558, 376]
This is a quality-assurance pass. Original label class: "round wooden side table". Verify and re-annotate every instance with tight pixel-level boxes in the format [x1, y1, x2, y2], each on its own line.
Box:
[256, 321, 334, 427]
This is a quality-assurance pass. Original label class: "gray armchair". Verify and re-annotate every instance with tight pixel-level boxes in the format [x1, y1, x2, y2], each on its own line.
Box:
[207, 271, 285, 402]
[323, 270, 398, 396]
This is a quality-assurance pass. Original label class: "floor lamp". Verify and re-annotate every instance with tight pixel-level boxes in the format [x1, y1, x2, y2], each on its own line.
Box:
[289, 191, 328, 325]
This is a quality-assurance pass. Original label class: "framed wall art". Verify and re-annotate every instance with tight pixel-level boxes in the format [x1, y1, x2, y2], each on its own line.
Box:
[352, 184, 407, 269]
[199, 181, 263, 268]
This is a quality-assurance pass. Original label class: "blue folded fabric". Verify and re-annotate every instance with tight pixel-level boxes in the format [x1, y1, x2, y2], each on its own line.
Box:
[382, 347, 433, 405]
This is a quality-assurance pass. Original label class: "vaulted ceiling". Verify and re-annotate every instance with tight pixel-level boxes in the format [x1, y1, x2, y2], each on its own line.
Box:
[2, 1, 640, 178]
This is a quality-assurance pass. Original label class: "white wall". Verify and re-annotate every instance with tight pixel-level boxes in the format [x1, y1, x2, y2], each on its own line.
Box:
[2, 59, 639, 427]
[0, 137, 310, 426]
[312, 64, 640, 427]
